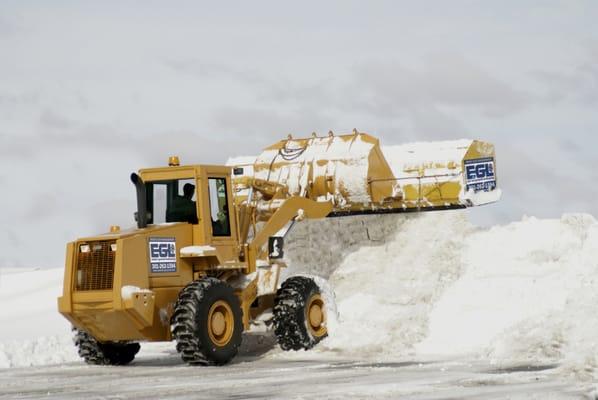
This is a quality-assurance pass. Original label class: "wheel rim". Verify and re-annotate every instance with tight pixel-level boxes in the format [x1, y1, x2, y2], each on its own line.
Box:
[207, 300, 234, 347]
[306, 294, 327, 338]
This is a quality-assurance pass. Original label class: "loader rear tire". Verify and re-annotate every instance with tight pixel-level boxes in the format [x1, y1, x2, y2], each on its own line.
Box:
[171, 278, 243, 366]
[73, 329, 140, 366]
[273, 276, 328, 351]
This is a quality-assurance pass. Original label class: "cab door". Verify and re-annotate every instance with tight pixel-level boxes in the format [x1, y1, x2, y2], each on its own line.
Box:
[205, 173, 239, 263]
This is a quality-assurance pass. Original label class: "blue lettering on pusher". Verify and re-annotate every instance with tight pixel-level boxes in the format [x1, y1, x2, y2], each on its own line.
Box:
[464, 158, 496, 192]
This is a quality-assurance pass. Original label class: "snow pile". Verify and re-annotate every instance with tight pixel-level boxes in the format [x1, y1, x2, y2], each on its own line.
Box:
[459, 214, 598, 381]
[0, 268, 77, 368]
[418, 214, 595, 354]
[317, 211, 473, 355]
[283, 213, 406, 279]
[303, 212, 598, 382]
[0, 335, 78, 368]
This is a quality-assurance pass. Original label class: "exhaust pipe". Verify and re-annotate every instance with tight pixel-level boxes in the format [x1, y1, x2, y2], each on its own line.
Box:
[130, 173, 148, 229]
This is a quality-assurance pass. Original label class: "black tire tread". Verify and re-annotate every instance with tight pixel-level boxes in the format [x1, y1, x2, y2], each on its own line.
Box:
[170, 277, 243, 366]
[273, 276, 326, 351]
[73, 329, 140, 366]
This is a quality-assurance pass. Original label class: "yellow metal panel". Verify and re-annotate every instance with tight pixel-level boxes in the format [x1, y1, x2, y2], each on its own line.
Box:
[57, 242, 76, 315]
[72, 291, 113, 303]
[139, 167, 197, 182]
[123, 290, 155, 329]
[367, 145, 395, 203]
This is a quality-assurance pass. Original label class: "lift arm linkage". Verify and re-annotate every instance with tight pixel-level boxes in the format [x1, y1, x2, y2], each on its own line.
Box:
[249, 196, 333, 255]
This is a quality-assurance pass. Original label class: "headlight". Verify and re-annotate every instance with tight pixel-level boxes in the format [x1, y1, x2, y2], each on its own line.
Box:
[110, 243, 117, 252]
[80, 244, 90, 253]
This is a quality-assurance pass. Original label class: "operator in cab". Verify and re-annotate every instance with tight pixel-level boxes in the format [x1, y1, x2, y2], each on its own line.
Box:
[168, 183, 198, 224]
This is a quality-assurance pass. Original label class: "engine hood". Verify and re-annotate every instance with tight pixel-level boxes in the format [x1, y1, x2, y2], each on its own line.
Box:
[76, 223, 188, 243]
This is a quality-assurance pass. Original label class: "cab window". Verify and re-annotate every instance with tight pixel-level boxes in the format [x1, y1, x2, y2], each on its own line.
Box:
[146, 179, 198, 224]
[208, 178, 231, 236]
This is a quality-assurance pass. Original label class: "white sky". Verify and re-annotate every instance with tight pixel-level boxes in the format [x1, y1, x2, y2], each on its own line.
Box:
[1, 1, 597, 267]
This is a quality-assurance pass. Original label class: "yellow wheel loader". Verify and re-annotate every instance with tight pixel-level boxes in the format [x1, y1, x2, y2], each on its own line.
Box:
[58, 130, 500, 366]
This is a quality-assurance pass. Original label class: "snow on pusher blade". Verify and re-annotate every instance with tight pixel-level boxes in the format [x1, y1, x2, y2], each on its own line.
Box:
[231, 131, 500, 216]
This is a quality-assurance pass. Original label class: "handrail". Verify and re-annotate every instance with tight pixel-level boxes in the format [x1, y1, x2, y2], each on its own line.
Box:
[368, 172, 462, 183]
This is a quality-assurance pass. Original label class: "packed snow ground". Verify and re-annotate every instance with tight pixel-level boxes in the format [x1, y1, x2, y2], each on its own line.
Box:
[1, 211, 597, 393]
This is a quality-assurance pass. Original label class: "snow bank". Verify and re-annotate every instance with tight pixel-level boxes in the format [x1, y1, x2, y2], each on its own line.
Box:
[464, 214, 598, 381]
[297, 212, 598, 382]
[283, 213, 406, 279]
[316, 211, 472, 355]
[418, 214, 595, 355]
[0, 335, 78, 368]
[415, 214, 598, 381]
[0, 268, 77, 367]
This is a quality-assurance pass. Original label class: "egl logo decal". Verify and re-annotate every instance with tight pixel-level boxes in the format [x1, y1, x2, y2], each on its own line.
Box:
[464, 157, 496, 192]
[148, 237, 177, 273]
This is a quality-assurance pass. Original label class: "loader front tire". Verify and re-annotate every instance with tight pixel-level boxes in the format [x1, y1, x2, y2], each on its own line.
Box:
[273, 276, 328, 351]
[171, 278, 243, 366]
[73, 329, 140, 366]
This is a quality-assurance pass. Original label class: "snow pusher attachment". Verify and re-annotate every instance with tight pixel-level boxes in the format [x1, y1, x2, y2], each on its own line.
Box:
[59, 130, 499, 367]
[232, 130, 500, 216]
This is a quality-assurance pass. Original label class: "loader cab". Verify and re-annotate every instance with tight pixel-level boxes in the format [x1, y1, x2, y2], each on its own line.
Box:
[136, 163, 239, 254]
